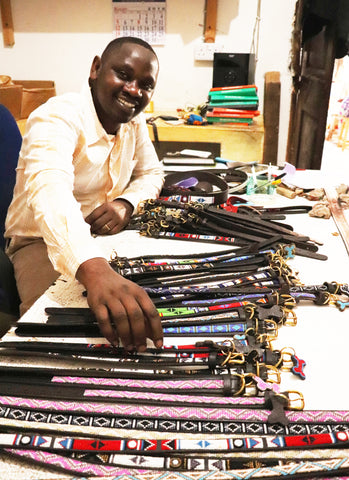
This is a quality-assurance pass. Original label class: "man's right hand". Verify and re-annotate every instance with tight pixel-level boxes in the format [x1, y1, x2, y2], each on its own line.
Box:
[75, 257, 163, 352]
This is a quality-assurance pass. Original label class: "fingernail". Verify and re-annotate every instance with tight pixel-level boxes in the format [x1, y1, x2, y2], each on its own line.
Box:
[155, 339, 163, 349]
[137, 344, 147, 353]
[125, 344, 135, 352]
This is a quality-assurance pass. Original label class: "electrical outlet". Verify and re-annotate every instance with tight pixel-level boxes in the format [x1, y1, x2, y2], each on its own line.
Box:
[194, 43, 224, 61]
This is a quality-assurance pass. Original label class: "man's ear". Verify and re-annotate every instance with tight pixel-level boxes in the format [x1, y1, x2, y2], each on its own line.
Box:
[89, 56, 102, 81]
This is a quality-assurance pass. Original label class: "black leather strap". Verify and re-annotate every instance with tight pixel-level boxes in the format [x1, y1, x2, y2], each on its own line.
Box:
[161, 170, 229, 205]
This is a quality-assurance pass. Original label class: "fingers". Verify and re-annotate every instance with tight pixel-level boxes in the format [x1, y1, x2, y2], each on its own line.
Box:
[113, 298, 146, 352]
[90, 287, 163, 352]
[85, 205, 113, 235]
[89, 214, 123, 236]
[85, 201, 133, 235]
[135, 289, 163, 349]
[99, 222, 115, 235]
[90, 214, 115, 235]
[118, 289, 163, 352]
[93, 303, 119, 346]
[85, 204, 105, 226]
[77, 258, 163, 353]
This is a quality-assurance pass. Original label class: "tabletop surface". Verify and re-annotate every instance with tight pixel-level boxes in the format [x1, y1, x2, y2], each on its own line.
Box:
[0, 182, 348, 479]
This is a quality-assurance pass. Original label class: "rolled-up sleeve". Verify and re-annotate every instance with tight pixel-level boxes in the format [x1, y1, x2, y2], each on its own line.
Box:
[5, 88, 164, 280]
[22, 103, 107, 279]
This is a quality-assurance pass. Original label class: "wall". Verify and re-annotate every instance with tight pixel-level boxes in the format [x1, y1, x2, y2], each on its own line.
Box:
[0, 0, 297, 164]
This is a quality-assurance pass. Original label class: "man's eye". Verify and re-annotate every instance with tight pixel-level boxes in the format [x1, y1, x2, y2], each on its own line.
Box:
[115, 70, 128, 80]
[142, 83, 154, 92]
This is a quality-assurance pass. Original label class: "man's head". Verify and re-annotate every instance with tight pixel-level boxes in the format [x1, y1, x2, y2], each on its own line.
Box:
[89, 37, 159, 134]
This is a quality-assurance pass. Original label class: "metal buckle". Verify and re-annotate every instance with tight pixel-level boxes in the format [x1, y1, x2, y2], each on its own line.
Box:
[287, 390, 305, 410]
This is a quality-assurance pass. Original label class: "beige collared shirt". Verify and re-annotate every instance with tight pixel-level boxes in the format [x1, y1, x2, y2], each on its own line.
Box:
[5, 83, 164, 279]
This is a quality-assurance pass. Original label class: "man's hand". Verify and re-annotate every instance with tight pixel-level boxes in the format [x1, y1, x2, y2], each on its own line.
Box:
[85, 199, 133, 235]
[76, 257, 163, 352]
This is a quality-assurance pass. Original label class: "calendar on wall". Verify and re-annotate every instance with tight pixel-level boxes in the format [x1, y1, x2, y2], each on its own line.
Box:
[113, 0, 166, 45]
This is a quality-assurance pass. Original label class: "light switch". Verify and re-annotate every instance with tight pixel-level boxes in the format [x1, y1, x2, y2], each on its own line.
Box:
[194, 43, 224, 61]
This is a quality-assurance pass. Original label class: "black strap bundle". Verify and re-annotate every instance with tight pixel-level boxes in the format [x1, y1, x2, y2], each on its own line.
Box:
[131, 198, 326, 260]
[160, 170, 230, 205]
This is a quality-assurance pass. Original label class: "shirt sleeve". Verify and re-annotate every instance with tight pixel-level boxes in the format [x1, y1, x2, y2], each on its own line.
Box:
[114, 114, 164, 212]
[22, 103, 107, 280]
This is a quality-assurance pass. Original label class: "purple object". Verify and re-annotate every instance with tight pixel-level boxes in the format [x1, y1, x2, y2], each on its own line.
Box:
[174, 177, 198, 188]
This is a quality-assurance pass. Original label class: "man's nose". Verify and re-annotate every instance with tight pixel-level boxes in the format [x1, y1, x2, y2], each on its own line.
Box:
[125, 80, 141, 96]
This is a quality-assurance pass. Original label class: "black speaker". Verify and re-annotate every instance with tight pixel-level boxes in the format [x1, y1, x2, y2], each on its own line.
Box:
[212, 53, 255, 88]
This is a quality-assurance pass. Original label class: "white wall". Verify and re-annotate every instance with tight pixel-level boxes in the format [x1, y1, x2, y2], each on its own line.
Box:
[0, 0, 297, 164]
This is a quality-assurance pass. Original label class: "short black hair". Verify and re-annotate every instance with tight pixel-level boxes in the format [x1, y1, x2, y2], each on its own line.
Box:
[101, 36, 158, 62]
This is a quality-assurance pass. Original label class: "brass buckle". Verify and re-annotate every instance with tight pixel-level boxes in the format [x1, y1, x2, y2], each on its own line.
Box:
[287, 390, 305, 410]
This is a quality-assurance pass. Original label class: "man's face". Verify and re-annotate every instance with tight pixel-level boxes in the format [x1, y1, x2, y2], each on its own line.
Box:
[90, 43, 159, 133]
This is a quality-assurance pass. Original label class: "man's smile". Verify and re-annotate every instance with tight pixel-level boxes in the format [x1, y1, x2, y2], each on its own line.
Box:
[116, 95, 138, 110]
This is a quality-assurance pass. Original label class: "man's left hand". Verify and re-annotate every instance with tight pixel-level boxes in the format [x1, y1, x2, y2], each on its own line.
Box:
[85, 199, 133, 235]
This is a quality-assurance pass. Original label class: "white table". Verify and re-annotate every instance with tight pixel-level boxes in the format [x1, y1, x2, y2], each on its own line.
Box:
[0, 188, 348, 479]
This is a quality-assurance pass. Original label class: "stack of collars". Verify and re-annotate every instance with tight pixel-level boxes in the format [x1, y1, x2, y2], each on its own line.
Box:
[0, 199, 348, 479]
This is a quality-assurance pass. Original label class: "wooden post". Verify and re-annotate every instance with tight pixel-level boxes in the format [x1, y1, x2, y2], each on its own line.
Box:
[263, 71, 281, 165]
[204, 0, 217, 43]
[286, 0, 303, 165]
[0, 0, 14, 47]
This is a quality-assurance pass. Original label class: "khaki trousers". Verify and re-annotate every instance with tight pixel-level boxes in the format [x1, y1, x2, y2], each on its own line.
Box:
[6, 237, 60, 316]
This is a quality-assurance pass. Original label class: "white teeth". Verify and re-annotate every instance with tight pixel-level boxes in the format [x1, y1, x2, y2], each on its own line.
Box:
[118, 98, 135, 109]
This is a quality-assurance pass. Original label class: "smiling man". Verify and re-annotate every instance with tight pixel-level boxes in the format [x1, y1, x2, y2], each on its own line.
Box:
[5, 37, 164, 352]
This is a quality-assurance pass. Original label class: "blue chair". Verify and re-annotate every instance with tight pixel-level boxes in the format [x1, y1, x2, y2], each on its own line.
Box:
[0, 104, 22, 320]
[0, 104, 22, 248]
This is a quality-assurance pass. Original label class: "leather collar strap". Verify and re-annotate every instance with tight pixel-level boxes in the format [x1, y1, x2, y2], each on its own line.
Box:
[44, 309, 244, 328]
[13, 317, 274, 340]
[0, 446, 284, 473]
[225, 204, 313, 218]
[30, 451, 281, 471]
[160, 170, 229, 205]
[0, 339, 260, 362]
[0, 391, 299, 429]
[7, 449, 349, 479]
[191, 166, 249, 194]
[0, 367, 279, 392]
[0, 337, 275, 371]
[44, 298, 278, 321]
[0, 399, 344, 437]
[0, 370, 254, 397]
[137, 199, 326, 259]
[2, 430, 349, 453]
[7, 449, 349, 480]
[20, 297, 282, 324]
[0, 376, 289, 409]
[113, 251, 269, 272]
[0, 395, 341, 424]
[142, 270, 279, 296]
[119, 246, 243, 263]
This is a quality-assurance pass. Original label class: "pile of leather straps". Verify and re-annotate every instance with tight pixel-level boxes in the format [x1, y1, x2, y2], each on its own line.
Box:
[0, 169, 349, 478]
[123, 166, 330, 260]
[0, 243, 348, 477]
[128, 197, 326, 261]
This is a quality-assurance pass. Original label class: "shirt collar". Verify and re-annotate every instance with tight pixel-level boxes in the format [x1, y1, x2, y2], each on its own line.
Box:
[81, 82, 133, 146]
[80, 82, 109, 146]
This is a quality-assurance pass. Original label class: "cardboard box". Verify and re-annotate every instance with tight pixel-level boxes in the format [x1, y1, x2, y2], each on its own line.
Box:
[0, 84, 23, 120]
[13, 80, 56, 118]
